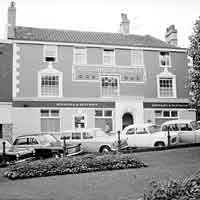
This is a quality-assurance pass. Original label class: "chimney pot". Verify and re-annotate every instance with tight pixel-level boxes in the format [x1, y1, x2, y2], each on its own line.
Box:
[7, 1, 16, 39]
[165, 24, 178, 46]
[120, 13, 130, 34]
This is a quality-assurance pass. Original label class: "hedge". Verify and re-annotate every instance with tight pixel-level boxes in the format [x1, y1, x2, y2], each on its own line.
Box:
[143, 171, 200, 200]
[4, 153, 147, 179]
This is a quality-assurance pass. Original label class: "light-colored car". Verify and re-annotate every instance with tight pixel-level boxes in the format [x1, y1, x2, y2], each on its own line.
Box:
[61, 128, 128, 153]
[161, 119, 200, 144]
[122, 123, 177, 147]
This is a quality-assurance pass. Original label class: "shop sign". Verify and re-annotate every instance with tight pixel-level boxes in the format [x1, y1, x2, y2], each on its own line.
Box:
[143, 102, 191, 109]
[13, 101, 115, 108]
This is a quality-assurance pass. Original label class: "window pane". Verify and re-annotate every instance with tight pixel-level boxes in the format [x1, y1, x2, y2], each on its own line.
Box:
[104, 110, 112, 117]
[51, 110, 59, 117]
[74, 48, 86, 64]
[103, 49, 114, 65]
[74, 116, 85, 128]
[132, 50, 143, 65]
[160, 52, 170, 66]
[44, 45, 57, 62]
[72, 132, 81, 139]
[171, 111, 178, 117]
[40, 110, 49, 117]
[41, 118, 60, 132]
[95, 110, 103, 117]
[155, 110, 162, 117]
[163, 111, 170, 117]
[159, 78, 173, 97]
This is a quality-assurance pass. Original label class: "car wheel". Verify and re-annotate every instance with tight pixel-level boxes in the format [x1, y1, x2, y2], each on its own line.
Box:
[155, 142, 165, 147]
[100, 146, 111, 153]
[52, 153, 60, 158]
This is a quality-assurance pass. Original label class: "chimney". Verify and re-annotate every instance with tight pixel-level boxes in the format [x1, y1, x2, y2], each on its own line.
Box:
[7, 1, 16, 39]
[165, 25, 178, 46]
[120, 13, 130, 34]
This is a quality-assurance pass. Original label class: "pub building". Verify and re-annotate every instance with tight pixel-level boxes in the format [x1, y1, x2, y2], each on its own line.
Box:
[5, 3, 195, 139]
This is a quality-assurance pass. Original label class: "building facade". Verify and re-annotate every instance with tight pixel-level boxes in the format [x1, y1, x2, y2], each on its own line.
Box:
[5, 3, 195, 138]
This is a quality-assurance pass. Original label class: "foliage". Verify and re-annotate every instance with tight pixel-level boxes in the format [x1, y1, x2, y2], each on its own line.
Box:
[4, 153, 147, 179]
[188, 16, 200, 108]
[143, 171, 200, 200]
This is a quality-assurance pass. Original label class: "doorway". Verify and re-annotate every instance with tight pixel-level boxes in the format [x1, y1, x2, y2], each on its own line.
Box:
[122, 112, 133, 130]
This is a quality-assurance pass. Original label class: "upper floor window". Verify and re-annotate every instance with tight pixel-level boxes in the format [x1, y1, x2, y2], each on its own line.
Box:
[38, 66, 63, 97]
[131, 50, 144, 66]
[160, 52, 171, 67]
[103, 49, 114, 65]
[43, 45, 57, 62]
[74, 47, 87, 65]
[101, 75, 119, 97]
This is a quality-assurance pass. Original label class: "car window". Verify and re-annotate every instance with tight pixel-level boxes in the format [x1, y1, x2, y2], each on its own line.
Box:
[136, 127, 148, 134]
[179, 123, 192, 131]
[37, 135, 58, 145]
[83, 132, 93, 139]
[14, 138, 28, 145]
[72, 132, 81, 140]
[29, 137, 39, 145]
[148, 125, 161, 133]
[126, 128, 135, 135]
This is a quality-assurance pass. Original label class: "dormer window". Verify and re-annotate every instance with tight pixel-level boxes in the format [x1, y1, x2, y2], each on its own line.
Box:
[43, 45, 57, 62]
[160, 52, 171, 67]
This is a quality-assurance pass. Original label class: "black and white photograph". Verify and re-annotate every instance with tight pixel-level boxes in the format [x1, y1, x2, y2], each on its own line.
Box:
[0, 0, 200, 199]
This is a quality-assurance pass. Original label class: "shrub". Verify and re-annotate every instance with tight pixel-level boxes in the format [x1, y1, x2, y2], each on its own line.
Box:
[4, 153, 147, 179]
[143, 171, 200, 200]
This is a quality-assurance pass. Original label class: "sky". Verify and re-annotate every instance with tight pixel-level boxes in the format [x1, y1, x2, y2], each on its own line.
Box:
[0, 0, 200, 48]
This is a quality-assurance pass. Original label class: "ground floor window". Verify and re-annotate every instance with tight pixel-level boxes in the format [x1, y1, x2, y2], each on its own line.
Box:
[40, 109, 60, 133]
[73, 115, 86, 128]
[155, 110, 178, 125]
[94, 109, 113, 133]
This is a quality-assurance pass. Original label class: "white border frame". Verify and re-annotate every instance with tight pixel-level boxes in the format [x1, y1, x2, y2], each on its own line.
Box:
[103, 48, 115, 66]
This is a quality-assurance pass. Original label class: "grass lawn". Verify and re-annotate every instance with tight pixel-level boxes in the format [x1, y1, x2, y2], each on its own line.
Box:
[0, 146, 200, 200]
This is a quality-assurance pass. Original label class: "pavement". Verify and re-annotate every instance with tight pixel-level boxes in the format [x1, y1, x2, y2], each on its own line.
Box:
[0, 146, 200, 200]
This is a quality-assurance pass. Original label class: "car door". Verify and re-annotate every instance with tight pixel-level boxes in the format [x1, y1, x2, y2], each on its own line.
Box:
[124, 127, 136, 147]
[13, 137, 29, 150]
[71, 131, 82, 146]
[134, 127, 152, 147]
[27, 137, 40, 149]
[82, 131, 97, 152]
[178, 123, 195, 143]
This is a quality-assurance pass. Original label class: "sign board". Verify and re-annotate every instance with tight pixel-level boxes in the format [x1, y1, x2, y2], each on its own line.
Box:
[143, 102, 191, 109]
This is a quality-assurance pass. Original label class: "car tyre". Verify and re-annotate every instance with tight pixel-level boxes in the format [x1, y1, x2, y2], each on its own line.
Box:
[155, 142, 165, 147]
[52, 153, 60, 158]
[100, 146, 111, 154]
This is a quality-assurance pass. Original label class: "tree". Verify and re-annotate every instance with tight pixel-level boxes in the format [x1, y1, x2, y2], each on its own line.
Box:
[188, 17, 200, 113]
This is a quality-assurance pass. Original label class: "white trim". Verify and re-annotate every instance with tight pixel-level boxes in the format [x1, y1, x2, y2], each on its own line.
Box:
[43, 45, 58, 63]
[0, 39, 12, 44]
[38, 63, 63, 98]
[157, 69, 177, 98]
[10, 39, 187, 52]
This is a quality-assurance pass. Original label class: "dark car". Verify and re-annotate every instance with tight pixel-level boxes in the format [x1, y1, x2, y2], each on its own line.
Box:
[12, 134, 82, 158]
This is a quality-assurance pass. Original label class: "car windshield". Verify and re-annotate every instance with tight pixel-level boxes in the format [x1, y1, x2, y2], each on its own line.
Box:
[37, 135, 58, 145]
[148, 125, 161, 133]
[191, 121, 200, 130]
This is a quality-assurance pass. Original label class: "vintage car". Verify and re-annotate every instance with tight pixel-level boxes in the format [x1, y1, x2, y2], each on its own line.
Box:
[61, 128, 128, 153]
[12, 133, 82, 158]
[121, 123, 177, 147]
[0, 139, 33, 163]
[161, 119, 200, 144]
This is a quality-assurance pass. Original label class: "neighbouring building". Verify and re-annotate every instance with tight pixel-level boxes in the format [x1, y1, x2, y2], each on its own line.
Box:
[0, 40, 13, 141]
[6, 2, 195, 138]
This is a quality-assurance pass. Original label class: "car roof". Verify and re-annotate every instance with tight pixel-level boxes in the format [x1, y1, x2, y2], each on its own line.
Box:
[15, 133, 52, 138]
[62, 128, 103, 133]
[125, 123, 157, 129]
[162, 119, 195, 126]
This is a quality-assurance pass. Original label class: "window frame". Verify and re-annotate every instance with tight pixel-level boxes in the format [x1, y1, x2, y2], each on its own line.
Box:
[159, 51, 171, 67]
[73, 47, 87, 65]
[103, 49, 115, 66]
[131, 49, 144, 66]
[72, 114, 87, 129]
[38, 66, 63, 98]
[154, 110, 179, 119]
[43, 45, 58, 63]
[40, 109, 61, 134]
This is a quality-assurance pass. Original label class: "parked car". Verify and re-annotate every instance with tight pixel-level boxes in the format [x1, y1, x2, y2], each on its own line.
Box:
[0, 139, 33, 163]
[61, 128, 128, 153]
[12, 133, 82, 158]
[121, 123, 177, 147]
[161, 119, 200, 144]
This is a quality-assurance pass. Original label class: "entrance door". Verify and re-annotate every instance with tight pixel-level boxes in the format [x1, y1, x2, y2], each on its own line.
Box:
[122, 113, 133, 130]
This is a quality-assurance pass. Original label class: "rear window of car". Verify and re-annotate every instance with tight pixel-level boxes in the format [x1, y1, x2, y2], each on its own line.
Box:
[14, 138, 28, 145]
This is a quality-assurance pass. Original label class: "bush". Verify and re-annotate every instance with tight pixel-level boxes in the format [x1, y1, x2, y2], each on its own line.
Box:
[143, 171, 200, 200]
[4, 153, 147, 179]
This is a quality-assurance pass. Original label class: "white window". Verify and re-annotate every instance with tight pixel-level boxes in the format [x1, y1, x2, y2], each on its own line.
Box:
[73, 115, 86, 128]
[74, 47, 87, 65]
[101, 75, 119, 97]
[160, 52, 171, 67]
[43, 45, 57, 62]
[159, 78, 174, 97]
[40, 109, 60, 133]
[103, 49, 114, 65]
[131, 50, 144, 66]
[155, 110, 178, 119]
[38, 66, 63, 97]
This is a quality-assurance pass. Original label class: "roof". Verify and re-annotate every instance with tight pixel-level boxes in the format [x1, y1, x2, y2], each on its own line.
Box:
[11, 26, 184, 49]
[162, 119, 195, 125]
